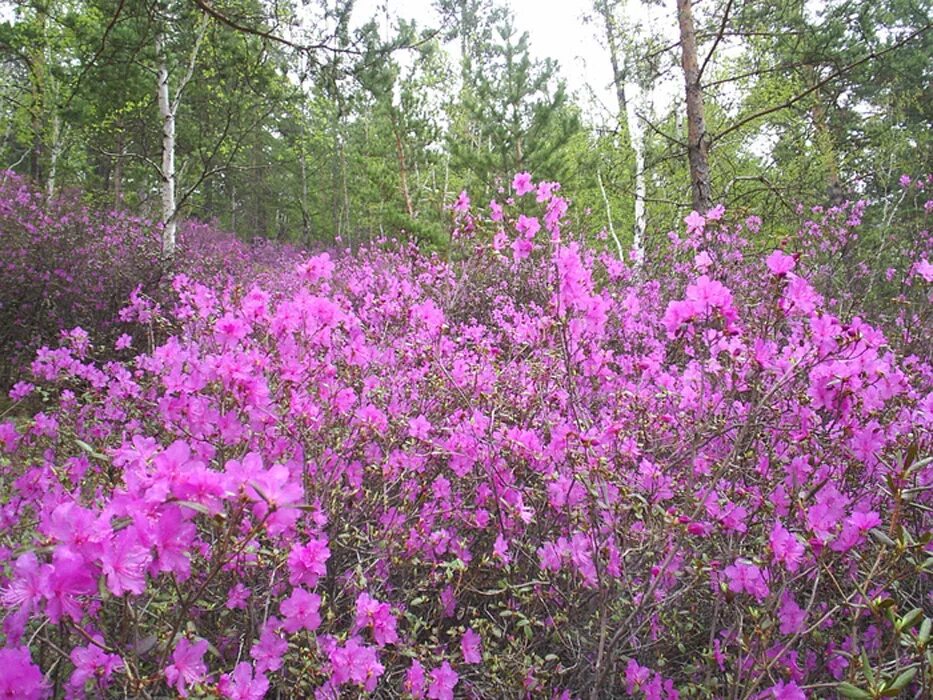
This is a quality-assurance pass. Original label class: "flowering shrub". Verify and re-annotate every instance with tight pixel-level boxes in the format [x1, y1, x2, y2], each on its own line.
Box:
[0, 172, 304, 388]
[0, 173, 931, 698]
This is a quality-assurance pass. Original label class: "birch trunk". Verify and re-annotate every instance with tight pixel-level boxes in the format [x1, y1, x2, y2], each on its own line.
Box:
[597, 0, 646, 265]
[155, 25, 177, 258]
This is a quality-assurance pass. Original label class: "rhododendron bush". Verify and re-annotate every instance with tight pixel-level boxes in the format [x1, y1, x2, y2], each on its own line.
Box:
[1, 174, 931, 699]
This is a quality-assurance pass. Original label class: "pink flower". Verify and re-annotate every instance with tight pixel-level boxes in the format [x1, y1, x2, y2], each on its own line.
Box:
[489, 200, 504, 222]
[769, 680, 806, 699]
[225, 583, 251, 610]
[766, 250, 796, 276]
[69, 636, 123, 691]
[218, 662, 269, 700]
[770, 521, 805, 573]
[0, 646, 47, 700]
[427, 661, 459, 700]
[100, 529, 151, 596]
[287, 537, 331, 588]
[512, 172, 534, 196]
[778, 593, 807, 635]
[461, 628, 482, 664]
[724, 560, 769, 601]
[405, 659, 426, 698]
[684, 210, 705, 234]
[164, 638, 208, 697]
[693, 251, 713, 272]
[408, 415, 432, 440]
[915, 258, 933, 282]
[280, 588, 322, 634]
[353, 592, 398, 646]
[453, 191, 470, 213]
[250, 620, 288, 674]
[329, 637, 384, 692]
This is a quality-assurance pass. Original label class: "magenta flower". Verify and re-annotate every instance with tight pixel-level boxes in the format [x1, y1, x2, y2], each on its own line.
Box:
[770, 521, 805, 573]
[724, 560, 769, 601]
[353, 592, 398, 646]
[328, 637, 384, 692]
[766, 250, 796, 276]
[250, 620, 288, 673]
[405, 659, 426, 698]
[164, 638, 208, 697]
[218, 662, 269, 700]
[69, 636, 123, 691]
[0, 646, 47, 700]
[461, 628, 482, 664]
[769, 680, 806, 699]
[778, 593, 807, 635]
[280, 588, 322, 634]
[427, 661, 459, 700]
[100, 529, 151, 596]
[684, 210, 705, 234]
[512, 172, 534, 196]
[287, 536, 331, 588]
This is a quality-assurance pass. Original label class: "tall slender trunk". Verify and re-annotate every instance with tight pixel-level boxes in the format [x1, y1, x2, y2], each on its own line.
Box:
[155, 24, 177, 258]
[628, 95, 647, 264]
[677, 0, 712, 213]
[46, 112, 61, 198]
[597, 0, 646, 264]
[113, 128, 124, 206]
[390, 109, 415, 220]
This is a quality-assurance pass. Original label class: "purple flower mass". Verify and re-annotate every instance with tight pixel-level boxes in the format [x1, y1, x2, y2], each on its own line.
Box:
[0, 172, 930, 698]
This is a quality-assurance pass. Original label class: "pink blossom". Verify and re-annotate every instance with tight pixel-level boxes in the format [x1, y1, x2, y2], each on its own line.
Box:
[164, 638, 208, 697]
[354, 592, 398, 646]
[280, 588, 322, 634]
[427, 661, 459, 700]
[512, 172, 534, 196]
[218, 662, 269, 700]
[405, 659, 426, 698]
[769, 680, 806, 699]
[766, 250, 796, 276]
[724, 560, 769, 601]
[287, 537, 331, 588]
[684, 210, 705, 234]
[770, 521, 805, 573]
[0, 646, 46, 700]
[461, 628, 482, 663]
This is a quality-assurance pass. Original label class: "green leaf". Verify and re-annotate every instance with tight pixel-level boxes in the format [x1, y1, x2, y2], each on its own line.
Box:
[898, 608, 923, 632]
[75, 439, 108, 461]
[861, 649, 875, 687]
[888, 666, 917, 691]
[918, 617, 931, 645]
[836, 683, 872, 699]
[175, 500, 212, 516]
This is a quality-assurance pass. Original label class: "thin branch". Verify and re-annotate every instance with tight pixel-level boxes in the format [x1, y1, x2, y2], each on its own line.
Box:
[171, 13, 210, 113]
[699, 0, 734, 82]
[636, 111, 687, 148]
[712, 22, 931, 144]
[63, 0, 126, 110]
[188, 0, 362, 55]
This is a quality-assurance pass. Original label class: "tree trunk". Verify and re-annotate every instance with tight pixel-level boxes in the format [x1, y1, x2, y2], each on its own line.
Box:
[155, 24, 177, 258]
[677, 0, 712, 213]
[113, 129, 124, 206]
[390, 109, 415, 220]
[597, 0, 646, 264]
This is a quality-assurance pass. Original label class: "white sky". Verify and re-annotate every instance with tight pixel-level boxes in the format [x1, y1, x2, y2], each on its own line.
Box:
[354, 0, 684, 124]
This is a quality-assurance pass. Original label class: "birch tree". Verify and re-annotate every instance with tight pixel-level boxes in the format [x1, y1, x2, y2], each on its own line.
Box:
[154, 3, 208, 259]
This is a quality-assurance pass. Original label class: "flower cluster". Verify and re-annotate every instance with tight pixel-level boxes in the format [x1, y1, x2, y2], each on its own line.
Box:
[0, 173, 931, 698]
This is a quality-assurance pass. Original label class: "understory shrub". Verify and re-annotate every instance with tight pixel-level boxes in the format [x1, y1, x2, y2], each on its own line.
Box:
[0, 173, 931, 699]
